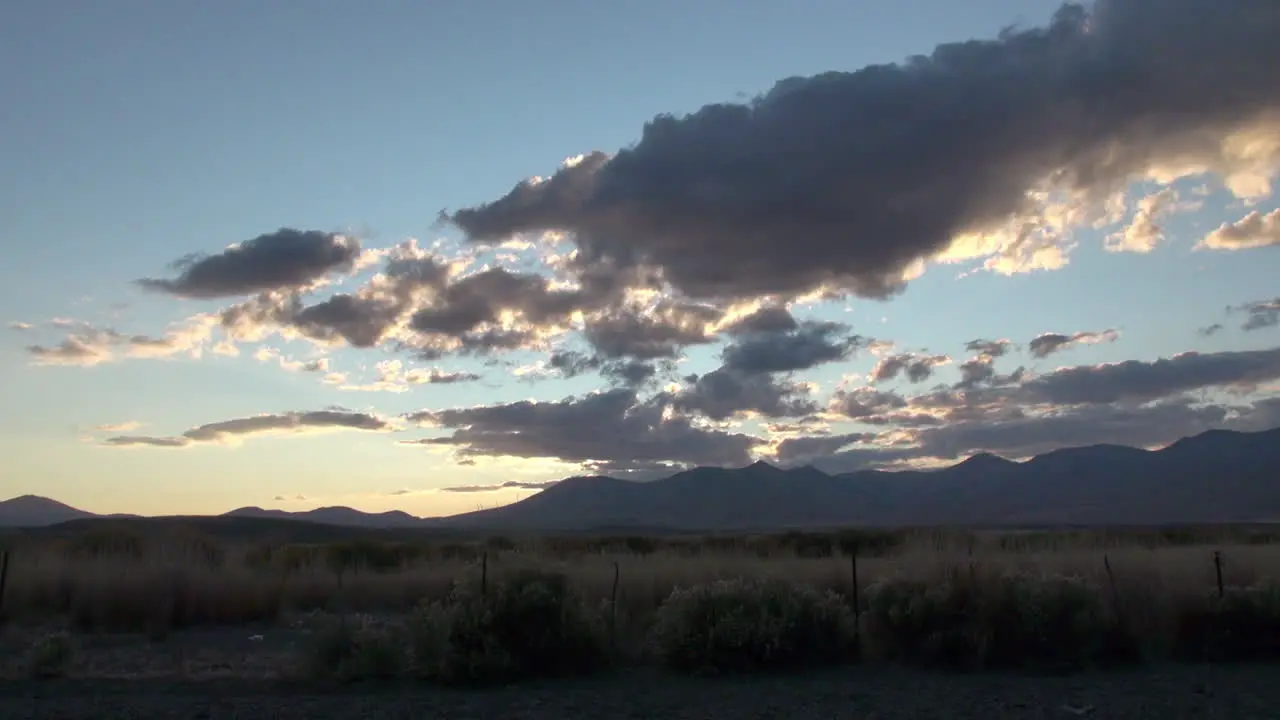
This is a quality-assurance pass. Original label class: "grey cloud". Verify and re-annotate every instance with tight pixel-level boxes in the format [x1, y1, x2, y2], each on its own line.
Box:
[808, 446, 929, 475]
[8, 322, 33, 331]
[913, 396, 1231, 460]
[1028, 329, 1120, 358]
[439, 480, 561, 493]
[1231, 298, 1280, 331]
[27, 335, 115, 367]
[27, 318, 216, 367]
[104, 410, 393, 448]
[1022, 347, 1280, 405]
[1198, 323, 1225, 337]
[722, 306, 798, 336]
[828, 386, 909, 420]
[291, 293, 404, 348]
[964, 339, 1013, 358]
[409, 267, 609, 337]
[583, 302, 721, 359]
[580, 459, 685, 481]
[957, 357, 997, 387]
[774, 432, 874, 465]
[869, 352, 950, 383]
[721, 321, 863, 374]
[136, 229, 362, 299]
[671, 367, 817, 421]
[102, 435, 192, 448]
[1199, 209, 1280, 251]
[448, 1, 1280, 302]
[531, 350, 665, 388]
[602, 359, 659, 387]
[955, 338, 1025, 389]
[404, 388, 761, 468]
[547, 350, 601, 377]
[286, 249, 452, 348]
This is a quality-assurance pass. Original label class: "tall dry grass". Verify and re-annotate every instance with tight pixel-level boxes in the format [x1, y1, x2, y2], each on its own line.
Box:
[1, 525, 1279, 677]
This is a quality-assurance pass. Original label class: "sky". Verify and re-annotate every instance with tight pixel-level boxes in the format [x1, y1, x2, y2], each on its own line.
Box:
[2, 0, 1279, 518]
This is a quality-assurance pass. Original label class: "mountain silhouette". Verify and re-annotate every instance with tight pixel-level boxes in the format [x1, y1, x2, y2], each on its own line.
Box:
[433, 426, 1280, 530]
[0, 495, 99, 527]
[3, 427, 1279, 530]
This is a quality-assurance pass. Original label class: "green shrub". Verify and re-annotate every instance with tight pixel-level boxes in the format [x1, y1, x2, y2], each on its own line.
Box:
[25, 631, 75, 679]
[411, 569, 607, 684]
[650, 577, 855, 675]
[303, 617, 407, 681]
[1175, 582, 1280, 662]
[862, 567, 1128, 671]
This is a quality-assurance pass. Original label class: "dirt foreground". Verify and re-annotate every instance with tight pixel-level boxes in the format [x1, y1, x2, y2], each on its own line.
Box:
[1, 665, 1279, 720]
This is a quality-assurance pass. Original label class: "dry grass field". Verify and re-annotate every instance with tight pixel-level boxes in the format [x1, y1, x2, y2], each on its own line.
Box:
[1, 520, 1279, 685]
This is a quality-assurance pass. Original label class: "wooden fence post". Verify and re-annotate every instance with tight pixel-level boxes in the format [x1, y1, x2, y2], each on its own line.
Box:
[1213, 550, 1225, 599]
[1103, 554, 1125, 627]
[609, 560, 620, 651]
[850, 546, 861, 621]
[0, 549, 10, 620]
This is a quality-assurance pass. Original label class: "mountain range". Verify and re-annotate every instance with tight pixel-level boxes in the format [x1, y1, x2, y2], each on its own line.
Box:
[3, 426, 1279, 531]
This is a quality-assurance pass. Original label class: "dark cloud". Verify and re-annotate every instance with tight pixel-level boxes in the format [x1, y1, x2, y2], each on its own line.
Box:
[439, 480, 561, 493]
[964, 339, 1013, 358]
[721, 306, 798, 336]
[537, 350, 666, 388]
[409, 267, 609, 337]
[1027, 329, 1120, 358]
[807, 446, 929, 475]
[136, 229, 363, 299]
[447, 1, 1280, 302]
[102, 435, 192, 448]
[403, 388, 761, 469]
[953, 338, 1024, 389]
[602, 359, 659, 387]
[282, 246, 452, 348]
[671, 367, 817, 421]
[913, 396, 1231, 460]
[583, 301, 721, 359]
[869, 352, 950, 383]
[546, 349, 601, 377]
[1198, 323, 1225, 337]
[104, 410, 393, 448]
[773, 432, 874, 465]
[828, 386, 909, 420]
[1022, 347, 1280, 405]
[580, 459, 685, 481]
[721, 320, 864, 374]
[1231, 298, 1280, 331]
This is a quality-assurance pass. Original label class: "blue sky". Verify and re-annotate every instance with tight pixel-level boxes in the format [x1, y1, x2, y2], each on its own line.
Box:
[2, 0, 1278, 517]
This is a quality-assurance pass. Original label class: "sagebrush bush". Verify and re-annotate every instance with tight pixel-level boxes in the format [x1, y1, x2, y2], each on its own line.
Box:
[650, 577, 855, 675]
[862, 566, 1129, 671]
[24, 631, 75, 679]
[302, 616, 407, 681]
[1174, 581, 1280, 661]
[410, 569, 607, 684]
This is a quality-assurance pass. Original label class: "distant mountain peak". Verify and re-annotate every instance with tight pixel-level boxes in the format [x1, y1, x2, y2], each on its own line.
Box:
[1, 495, 78, 509]
[955, 452, 1016, 469]
[6, 425, 1280, 531]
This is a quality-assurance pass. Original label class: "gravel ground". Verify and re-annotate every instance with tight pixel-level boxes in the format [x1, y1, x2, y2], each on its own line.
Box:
[2, 665, 1279, 719]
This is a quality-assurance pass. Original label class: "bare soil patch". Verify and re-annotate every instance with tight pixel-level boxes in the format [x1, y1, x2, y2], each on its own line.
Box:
[1, 665, 1279, 719]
